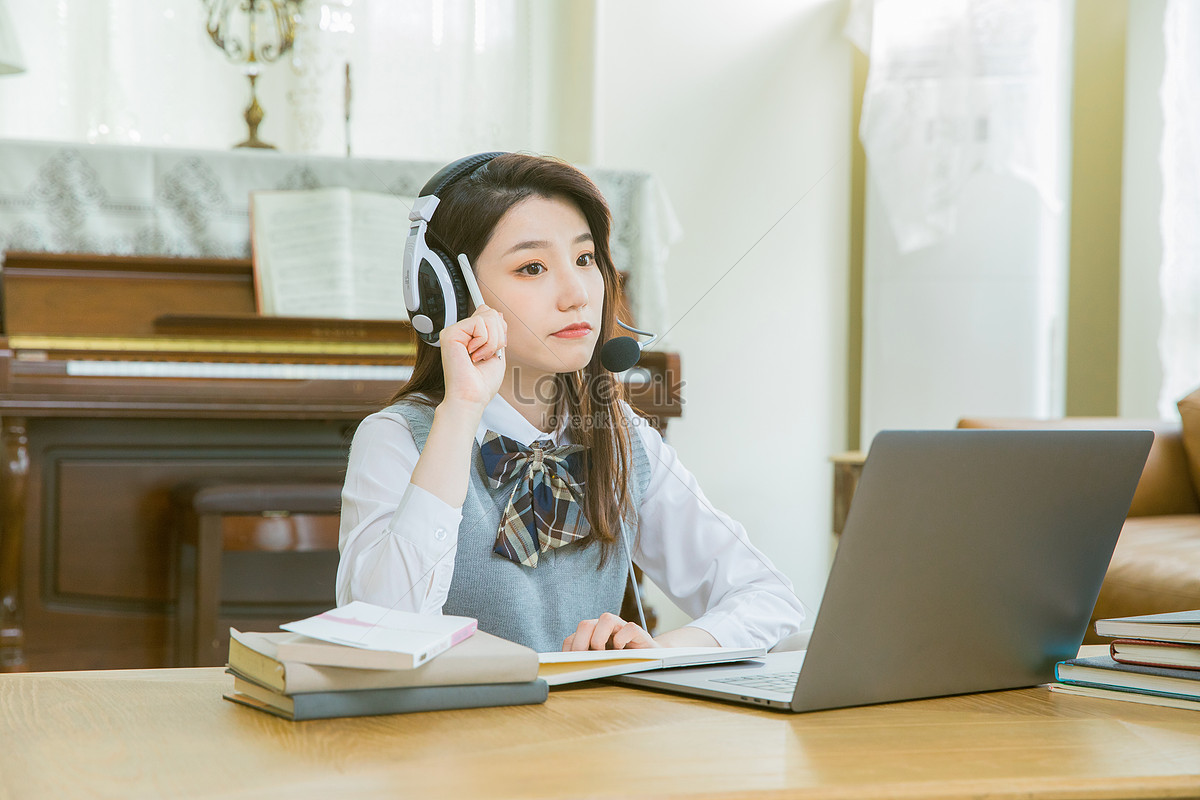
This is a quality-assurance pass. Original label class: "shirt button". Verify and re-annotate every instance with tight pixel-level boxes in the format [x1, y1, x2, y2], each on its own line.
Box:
[433, 527, 447, 541]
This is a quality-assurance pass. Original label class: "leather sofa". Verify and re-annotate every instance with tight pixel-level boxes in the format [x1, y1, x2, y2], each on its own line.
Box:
[959, 390, 1200, 644]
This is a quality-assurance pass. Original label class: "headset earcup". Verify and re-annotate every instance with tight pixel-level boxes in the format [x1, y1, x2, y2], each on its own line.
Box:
[430, 244, 471, 324]
[413, 257, 446, 346]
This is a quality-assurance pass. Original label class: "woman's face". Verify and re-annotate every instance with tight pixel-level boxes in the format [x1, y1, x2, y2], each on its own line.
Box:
[472, 194, 606, 380]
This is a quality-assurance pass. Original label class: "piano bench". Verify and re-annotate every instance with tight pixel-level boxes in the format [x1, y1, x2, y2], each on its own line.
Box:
[172, 483, 343, 667]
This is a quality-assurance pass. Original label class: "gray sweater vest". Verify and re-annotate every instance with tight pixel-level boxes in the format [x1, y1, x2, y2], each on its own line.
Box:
[386, 400, 652, 652]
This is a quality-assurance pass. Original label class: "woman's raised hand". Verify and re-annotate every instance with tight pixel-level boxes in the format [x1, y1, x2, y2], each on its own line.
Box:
[562, 612, 658, 651]
[439, 304, 508, 413]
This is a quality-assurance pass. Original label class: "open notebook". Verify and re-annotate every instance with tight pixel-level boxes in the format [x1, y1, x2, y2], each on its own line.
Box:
[538, 646, 764, 686]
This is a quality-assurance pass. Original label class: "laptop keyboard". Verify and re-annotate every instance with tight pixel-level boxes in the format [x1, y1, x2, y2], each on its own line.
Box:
[710, 671, 800, 694]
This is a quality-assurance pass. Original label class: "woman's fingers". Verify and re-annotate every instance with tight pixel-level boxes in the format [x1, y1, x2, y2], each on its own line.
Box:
[611, 622, 638, 650]
[612, 622, 656, 649]
[475, 313, 507, 362]
[439, 306, 506, 409]
[566, 619, 598, 651]
[588, 613, 626, 650]
[464, 314, 489, 356]
[465, 306, 506, 362]
[563, 614, 657, 651]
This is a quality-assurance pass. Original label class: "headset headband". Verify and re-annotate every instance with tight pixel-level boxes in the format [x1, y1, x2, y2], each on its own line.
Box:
[420, 151, 507, 199]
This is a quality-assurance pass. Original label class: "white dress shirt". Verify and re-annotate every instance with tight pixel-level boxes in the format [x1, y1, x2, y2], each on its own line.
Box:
[336, 394, 811, 650]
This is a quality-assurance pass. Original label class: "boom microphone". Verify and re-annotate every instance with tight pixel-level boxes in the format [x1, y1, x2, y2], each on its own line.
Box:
[600, 320, 659, 372]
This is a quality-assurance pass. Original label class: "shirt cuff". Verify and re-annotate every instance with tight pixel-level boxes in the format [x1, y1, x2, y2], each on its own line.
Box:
[386, 482, 463, 554]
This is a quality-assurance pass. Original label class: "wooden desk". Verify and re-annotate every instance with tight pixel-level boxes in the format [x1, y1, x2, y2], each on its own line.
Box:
[2, 668, 1199, 799]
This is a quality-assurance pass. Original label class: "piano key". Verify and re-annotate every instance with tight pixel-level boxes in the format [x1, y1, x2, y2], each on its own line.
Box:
[65, 360, 416, 381]
[62, 361, 653, 384]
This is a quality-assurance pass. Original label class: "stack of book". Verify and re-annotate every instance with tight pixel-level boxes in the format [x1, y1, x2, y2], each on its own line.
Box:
[223, 601, 547, 721]
[1050, 610, 1200, 711]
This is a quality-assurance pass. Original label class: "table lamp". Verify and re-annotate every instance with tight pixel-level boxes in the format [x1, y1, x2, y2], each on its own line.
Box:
[204, 0, 299, 149]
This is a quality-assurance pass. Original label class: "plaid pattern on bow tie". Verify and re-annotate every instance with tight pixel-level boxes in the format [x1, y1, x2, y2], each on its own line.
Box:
[479, 430, 589, 567]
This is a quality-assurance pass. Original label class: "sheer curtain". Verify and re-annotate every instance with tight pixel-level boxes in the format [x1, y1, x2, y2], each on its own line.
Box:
[0, 0, 263, 147]
[1159, 0, 1200, 417]
[0, 0, 537, 159]
[347, 0, 535, 161]
[287, 0, 538, 159]
[847, 0, 1063, 253]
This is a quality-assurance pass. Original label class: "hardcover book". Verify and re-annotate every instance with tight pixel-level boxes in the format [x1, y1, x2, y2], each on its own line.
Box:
[1054, 655, 1200, 702]
[1093, 609, 1200, 643]
[1109, 638, 1200, 671]
[229, 628, 538, 694]
[278, 602, 477, 670]
[224, 675, 549, 721]
[1048, 681, 1200, 712]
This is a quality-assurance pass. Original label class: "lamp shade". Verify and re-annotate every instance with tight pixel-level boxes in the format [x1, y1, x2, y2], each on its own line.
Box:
[0, 0, 26, 75]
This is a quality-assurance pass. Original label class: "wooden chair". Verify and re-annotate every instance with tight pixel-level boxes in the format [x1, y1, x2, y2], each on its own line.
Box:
[172, 483, 343, 666]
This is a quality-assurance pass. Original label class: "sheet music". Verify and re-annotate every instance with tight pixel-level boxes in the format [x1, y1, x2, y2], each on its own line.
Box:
[348, 190, 412, 320]
[251, 189, 354, 317]
[250, 188, 413, 320]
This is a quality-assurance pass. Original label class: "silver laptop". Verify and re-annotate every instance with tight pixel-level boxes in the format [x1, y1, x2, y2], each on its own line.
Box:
[613, 429, 1152, 712]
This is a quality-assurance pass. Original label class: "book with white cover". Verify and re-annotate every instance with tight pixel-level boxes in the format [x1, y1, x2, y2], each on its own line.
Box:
[279, 602, 477, 670]
[1094, 609, 1200, 644]
[229, 628, 538, 693]
[1049, 682, 1200, 712]
[537, 646, 765, 687]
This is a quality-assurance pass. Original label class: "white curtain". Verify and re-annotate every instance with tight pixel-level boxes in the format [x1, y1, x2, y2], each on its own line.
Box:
[1159, 0, 1200, 416]
[0, 0, 535, 159]
[847, 0, 1063, 252]
[0, 0, 244, 147]
[346, 0, 534, 161]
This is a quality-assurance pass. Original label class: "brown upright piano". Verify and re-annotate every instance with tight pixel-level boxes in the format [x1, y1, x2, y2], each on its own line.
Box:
[0, 251, 682, 671]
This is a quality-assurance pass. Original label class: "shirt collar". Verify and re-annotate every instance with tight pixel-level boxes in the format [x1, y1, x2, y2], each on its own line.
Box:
[474, 393, 570, 448]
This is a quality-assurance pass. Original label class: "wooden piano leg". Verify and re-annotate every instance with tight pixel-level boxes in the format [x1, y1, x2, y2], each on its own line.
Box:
[193, 514, 225, 667]
[0, 417, 29, 672]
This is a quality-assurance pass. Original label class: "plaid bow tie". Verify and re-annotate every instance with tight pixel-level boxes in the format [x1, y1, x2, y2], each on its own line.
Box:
[479, 430, 589, 567]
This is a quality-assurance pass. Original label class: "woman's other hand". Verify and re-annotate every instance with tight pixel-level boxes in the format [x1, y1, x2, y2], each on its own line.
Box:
[562, 612, 658, 651]
[438, 304, 507, 413]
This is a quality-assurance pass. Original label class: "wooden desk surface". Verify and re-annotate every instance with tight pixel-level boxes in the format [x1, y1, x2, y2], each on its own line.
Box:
[2, 668, 1200, 799]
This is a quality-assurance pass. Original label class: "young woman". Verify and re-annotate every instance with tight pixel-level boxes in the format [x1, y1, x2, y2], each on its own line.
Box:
[336, 153, 809, 653]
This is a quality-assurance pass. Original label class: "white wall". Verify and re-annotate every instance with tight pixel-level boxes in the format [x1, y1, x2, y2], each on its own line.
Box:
[588, 0, 852, 619]
[1119, 0, 1166, 419]
[861, 174, 1068, 436]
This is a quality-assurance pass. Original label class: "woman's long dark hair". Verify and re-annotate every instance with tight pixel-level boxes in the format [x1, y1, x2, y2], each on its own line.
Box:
[390, 153, 637, 565]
